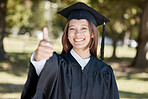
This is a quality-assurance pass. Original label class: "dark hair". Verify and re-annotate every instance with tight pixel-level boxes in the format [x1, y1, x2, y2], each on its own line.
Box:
[61, 20, 98, 57]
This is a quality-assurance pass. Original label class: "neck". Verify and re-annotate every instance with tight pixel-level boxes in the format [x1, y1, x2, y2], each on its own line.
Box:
[73, 48, 90, 59]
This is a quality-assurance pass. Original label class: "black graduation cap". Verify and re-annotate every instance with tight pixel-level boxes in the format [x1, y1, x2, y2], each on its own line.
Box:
[58, 2, 110, 60]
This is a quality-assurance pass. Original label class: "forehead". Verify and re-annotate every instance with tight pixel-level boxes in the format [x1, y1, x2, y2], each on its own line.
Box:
[69, 19, 89, 26]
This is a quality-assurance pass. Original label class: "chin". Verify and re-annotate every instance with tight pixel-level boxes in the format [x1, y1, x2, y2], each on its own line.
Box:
[73, 45, 88, 50]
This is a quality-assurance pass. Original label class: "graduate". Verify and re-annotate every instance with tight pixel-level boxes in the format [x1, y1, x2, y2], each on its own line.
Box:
[21, 2, 119, 99]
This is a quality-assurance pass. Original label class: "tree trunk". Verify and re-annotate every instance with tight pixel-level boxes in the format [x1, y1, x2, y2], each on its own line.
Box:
[0, 0, 8, 61]
[132, 1, 148, 67]
[123, 31, 130, 47]
[111, 39, 118, 59]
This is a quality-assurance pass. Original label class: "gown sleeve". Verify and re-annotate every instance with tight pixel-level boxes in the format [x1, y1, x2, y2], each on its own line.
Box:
[21, 52, 59, 99]
[104, 66, 119, 99]
[32, 52, 59, 99]
[21, 62, 39, 99]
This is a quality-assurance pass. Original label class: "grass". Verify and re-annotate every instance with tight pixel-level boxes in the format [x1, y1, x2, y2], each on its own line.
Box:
[0, 35, 148, 99]
[117, 72, 148, 99]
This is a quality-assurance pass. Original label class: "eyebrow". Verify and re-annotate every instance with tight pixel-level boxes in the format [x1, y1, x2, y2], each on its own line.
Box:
[69, 24, 88, 27]
[69, 25, 75, 28]
[81, 24, 88, 27]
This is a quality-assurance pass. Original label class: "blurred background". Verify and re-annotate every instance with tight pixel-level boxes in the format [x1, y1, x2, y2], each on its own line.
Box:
[0, 0, 148, 98]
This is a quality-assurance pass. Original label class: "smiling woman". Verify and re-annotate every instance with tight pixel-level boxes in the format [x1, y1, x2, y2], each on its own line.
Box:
[21, 2, 119, 99]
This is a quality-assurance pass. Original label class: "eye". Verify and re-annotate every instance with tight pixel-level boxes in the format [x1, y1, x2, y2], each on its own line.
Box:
[69, 28, 75, 30]
[81, 27, 87, 30]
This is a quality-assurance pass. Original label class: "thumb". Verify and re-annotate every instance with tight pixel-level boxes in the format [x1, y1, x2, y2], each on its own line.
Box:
[43, 27, 49, 41]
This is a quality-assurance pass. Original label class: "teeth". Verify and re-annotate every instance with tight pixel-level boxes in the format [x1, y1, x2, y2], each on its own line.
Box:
[74, 39, 84, 42]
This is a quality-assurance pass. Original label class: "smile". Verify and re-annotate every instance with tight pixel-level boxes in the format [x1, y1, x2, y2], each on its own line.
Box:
[74, 38, 85, 42]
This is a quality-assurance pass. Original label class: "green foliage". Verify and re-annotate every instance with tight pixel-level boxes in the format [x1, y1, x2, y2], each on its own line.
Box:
[29, 1, 61, 38]
[4, 0, 147, 40]
[29, 1, 46, 30]
[51, 12, 66, 38]
[6, 0, 32, 28]
[5, 0, 60, 37]
[88, 0, 145, 42]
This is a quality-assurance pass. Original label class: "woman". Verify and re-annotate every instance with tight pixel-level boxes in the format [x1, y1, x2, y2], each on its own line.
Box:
[21, 2, 119, 99]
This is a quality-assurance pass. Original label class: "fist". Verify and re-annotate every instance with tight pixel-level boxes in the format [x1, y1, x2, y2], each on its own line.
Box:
[35, 27, 54, 61]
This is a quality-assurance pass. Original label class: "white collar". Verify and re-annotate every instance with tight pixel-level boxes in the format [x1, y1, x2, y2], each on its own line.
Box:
[70, 49, 90, 70]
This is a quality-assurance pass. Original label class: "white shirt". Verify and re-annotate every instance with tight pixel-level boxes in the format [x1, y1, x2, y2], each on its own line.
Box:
[30, 52, 46, 75]
[70, 49, 90, 70]
[31, 49, 90, 76]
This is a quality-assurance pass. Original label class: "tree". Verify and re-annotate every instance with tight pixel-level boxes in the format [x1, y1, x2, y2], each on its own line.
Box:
[89, 0, 131, 59]
[0, 0, 8, 61]
[132, 0, 148, 67]
[0, 0, 32, 61]
[6, 0, 32, 36]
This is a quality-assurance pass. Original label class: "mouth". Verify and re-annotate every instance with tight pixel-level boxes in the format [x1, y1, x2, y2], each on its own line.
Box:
[74, 38, 85, 42]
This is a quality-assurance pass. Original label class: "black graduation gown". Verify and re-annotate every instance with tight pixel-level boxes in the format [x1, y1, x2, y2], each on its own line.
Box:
[21, 52, 119, 99]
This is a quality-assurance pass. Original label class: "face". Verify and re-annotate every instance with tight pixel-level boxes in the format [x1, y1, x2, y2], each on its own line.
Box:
[68, 19, 93, 51]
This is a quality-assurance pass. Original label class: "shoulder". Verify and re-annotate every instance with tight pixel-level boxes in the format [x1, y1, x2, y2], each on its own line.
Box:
[91, 55, 113, 73]
[55, 52, 71, 64]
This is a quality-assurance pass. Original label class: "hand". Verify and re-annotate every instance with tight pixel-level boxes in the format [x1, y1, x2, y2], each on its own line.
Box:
[35, 27, 54, 61]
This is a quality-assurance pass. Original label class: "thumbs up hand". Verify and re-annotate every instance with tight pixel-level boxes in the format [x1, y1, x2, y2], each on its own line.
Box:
[35, 27, 54, 61]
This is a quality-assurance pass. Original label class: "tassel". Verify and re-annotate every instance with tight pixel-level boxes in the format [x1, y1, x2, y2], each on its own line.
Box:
[100, 22, 105, 60]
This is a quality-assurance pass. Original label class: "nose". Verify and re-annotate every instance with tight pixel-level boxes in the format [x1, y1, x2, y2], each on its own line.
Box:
[75, 30, 82, 35]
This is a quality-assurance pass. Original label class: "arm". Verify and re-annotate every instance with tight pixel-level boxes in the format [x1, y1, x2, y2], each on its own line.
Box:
[21, 52, 58, 99]
[31, 27, 53, 76]
[21, 27, 54, 99]
[32, 52, 59, 98]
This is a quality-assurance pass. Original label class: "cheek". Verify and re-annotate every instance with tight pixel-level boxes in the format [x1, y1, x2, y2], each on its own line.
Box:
[68, 32, 71, 39]
[68, 32, 74, 42]
[85, 32, 91, 39]
[68, 31, 75, 37]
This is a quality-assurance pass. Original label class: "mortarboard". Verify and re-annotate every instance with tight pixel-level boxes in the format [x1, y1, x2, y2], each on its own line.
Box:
[58, 2, 110, 60]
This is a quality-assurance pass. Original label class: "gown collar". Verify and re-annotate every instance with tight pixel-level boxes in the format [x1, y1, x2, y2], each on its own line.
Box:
[70, 49, 90, 70]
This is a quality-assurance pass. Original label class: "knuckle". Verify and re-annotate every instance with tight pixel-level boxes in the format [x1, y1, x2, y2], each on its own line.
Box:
[48, 49, 53, 53]
[49, 46, 53, 50]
